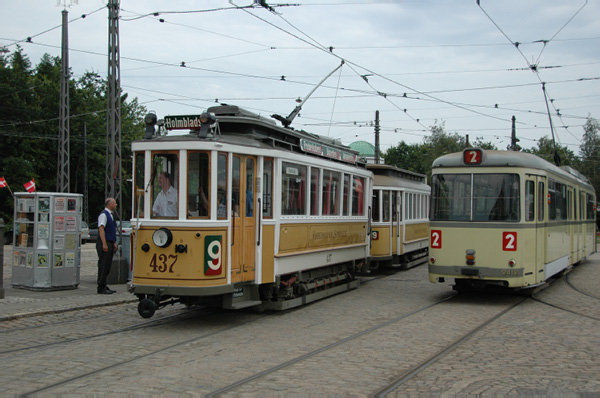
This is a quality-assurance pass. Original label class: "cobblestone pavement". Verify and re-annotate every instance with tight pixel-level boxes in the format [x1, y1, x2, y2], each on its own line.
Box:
[1, 244, 599, 396]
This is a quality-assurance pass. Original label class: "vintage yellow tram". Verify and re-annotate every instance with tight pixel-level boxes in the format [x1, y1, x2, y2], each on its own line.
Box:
[128, 105, 373, 317]
[428, 148, 596, 290]
[368, 164, 430, 270]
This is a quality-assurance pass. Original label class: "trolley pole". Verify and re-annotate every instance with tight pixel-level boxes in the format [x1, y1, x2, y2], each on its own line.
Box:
[374, 110, 380, 164]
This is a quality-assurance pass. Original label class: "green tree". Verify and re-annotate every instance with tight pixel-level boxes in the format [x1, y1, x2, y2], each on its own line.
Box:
[0, 50, 146, 227]
[579, 116, 600, 196]
[524, 136, 580, 168]
[383, 141, 424, 174]
[384, 121, 496, 181]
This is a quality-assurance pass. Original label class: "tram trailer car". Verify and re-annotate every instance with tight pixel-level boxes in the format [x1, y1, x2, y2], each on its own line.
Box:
[128, 105, 373, 318]
[367, 164, 430, 271]
[428, 148, 596, 291]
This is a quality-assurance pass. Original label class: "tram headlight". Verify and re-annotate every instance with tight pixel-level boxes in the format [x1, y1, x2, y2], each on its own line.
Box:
[152, 228, 173, 248]
[144, 112, 157, 139]
[508, 259, 516, 267]
[429, 256, 436, 264]
[198, 112, 216, 138]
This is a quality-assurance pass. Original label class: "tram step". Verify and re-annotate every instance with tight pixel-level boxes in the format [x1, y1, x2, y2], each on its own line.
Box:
[228, 300, 263, 310]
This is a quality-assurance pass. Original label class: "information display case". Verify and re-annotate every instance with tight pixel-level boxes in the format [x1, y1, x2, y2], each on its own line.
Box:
[11, 192, 83, 290]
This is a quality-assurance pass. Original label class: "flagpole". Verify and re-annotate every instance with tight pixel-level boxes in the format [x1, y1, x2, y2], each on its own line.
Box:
[0, 178, 13, 198]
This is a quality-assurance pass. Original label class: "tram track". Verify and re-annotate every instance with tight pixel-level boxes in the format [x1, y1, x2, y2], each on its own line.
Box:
[0, 305, 216, 355]
[372, 296, 527, 397]
[21, 312, 270, 397]
[204, 292, 459, 398]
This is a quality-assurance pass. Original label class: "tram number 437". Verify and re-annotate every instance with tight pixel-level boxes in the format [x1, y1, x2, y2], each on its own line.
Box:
[149, 254, 178, 273]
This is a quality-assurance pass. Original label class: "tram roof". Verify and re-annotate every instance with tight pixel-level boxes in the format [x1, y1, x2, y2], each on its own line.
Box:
[433, 149, 594, 190]
[136, 105, 365, 168]
[367, 164, 427, 183]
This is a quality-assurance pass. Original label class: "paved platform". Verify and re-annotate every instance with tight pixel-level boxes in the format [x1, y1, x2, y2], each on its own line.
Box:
[0, 244, 135, 320]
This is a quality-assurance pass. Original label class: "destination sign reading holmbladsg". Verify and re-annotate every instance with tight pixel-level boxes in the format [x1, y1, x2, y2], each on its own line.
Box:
[164, 115, 203, 130]
[300, 138, 357, 164]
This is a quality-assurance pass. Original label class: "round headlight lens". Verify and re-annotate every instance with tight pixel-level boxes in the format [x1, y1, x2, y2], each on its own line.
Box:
[152, 228, 173, 248]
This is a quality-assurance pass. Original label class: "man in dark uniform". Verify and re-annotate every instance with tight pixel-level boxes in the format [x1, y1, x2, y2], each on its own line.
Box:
[97, 197, 118, 294]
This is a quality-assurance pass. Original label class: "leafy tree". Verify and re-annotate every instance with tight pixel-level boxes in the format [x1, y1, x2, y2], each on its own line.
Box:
[0, 49, 146, 228]
[579, 116, 600, 196]
[384, 121, 496, 181]
[383, 141, 424, 174]
[523, 136, 580, 168]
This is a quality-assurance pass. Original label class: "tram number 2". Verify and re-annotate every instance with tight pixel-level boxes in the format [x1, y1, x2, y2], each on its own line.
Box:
[502, 232, 517, 251]
[431, 230, 442, 249]
[149, 253, 178, 273]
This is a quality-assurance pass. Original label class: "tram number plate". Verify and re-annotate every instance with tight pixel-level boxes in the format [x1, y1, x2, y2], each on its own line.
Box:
[501, 269, 519, 277]
[149, 253, 178, 273]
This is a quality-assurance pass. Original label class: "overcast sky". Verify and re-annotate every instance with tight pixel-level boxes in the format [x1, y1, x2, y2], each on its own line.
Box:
[2, 0, 599, 154]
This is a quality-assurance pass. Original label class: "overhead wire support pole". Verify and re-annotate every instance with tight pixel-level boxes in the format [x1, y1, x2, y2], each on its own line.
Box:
[57, 8, 70, 192]
[106, 0, 122, 222]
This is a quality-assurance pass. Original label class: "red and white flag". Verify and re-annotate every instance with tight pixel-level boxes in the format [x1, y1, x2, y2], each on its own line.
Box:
[23, 178, 36, 193]
[0, 177, 7, 188]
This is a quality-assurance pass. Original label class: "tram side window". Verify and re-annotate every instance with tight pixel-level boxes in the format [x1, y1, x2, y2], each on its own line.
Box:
[152, 153, 178, 218]
[525, 181, 535, 222]
[586, 193, 595, 221]
[282, 162, 306, 215]
[398, 193, 403, 221]
[372, 190, 380, 222]
[343, 174, 350, 216]
[217, 153, 227, 219]
[538, 181, 545, 221]
[262, 158, 273, 218]
[549, 179, 567, 221]
[232, 157, 241, 216]
[579, 192, 584, 221]
[392, 190, 397, 221]
[310, 168, 320, 216]
[187, 152, 210, 218]
[322, 170, 340, 216]
[134, 152, 145, 218]
[472, 174, 519, 222]
[383, 190, 391, 222]
[351, 176, 364, 217]
[431, 174, 471, 221]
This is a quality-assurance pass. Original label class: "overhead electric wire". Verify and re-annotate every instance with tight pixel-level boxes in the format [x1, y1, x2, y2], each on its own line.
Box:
[2, 5, 106, 49]
[4, 2, 597, 150]
[477, 0, 590, 159]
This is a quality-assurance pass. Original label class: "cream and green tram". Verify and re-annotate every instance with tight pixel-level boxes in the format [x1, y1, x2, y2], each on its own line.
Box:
[428, 148, 596, 290]
[368, 164, 430, 271]
[128, 105, 372, 318]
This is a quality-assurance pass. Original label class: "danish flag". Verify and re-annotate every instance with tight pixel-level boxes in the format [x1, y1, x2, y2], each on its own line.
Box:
[0, 177, 6, 188]
[23, 178, 36, 193]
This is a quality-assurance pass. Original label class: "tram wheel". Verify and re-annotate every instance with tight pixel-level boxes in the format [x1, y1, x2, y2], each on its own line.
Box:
[138, 298, 157, 318]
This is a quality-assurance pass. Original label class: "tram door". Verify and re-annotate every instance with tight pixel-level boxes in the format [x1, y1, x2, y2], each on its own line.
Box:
[231, 155, 256, 283]
[535, 177, 547, 280]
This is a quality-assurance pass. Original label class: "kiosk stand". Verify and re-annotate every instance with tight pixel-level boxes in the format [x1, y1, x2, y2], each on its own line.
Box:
[11, 192, 83, 290]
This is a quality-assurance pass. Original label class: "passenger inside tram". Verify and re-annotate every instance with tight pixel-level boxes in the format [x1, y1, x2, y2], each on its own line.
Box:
[153, 172, 178, 217]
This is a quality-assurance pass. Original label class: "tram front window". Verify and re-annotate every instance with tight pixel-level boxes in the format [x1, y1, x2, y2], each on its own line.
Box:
[432, 174, 520, 222]
[151, 154, 179, 218]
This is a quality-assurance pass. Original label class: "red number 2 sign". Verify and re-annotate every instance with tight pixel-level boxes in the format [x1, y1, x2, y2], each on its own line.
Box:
[431, 230, 442, 249]
[502, 232, 517, 251]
